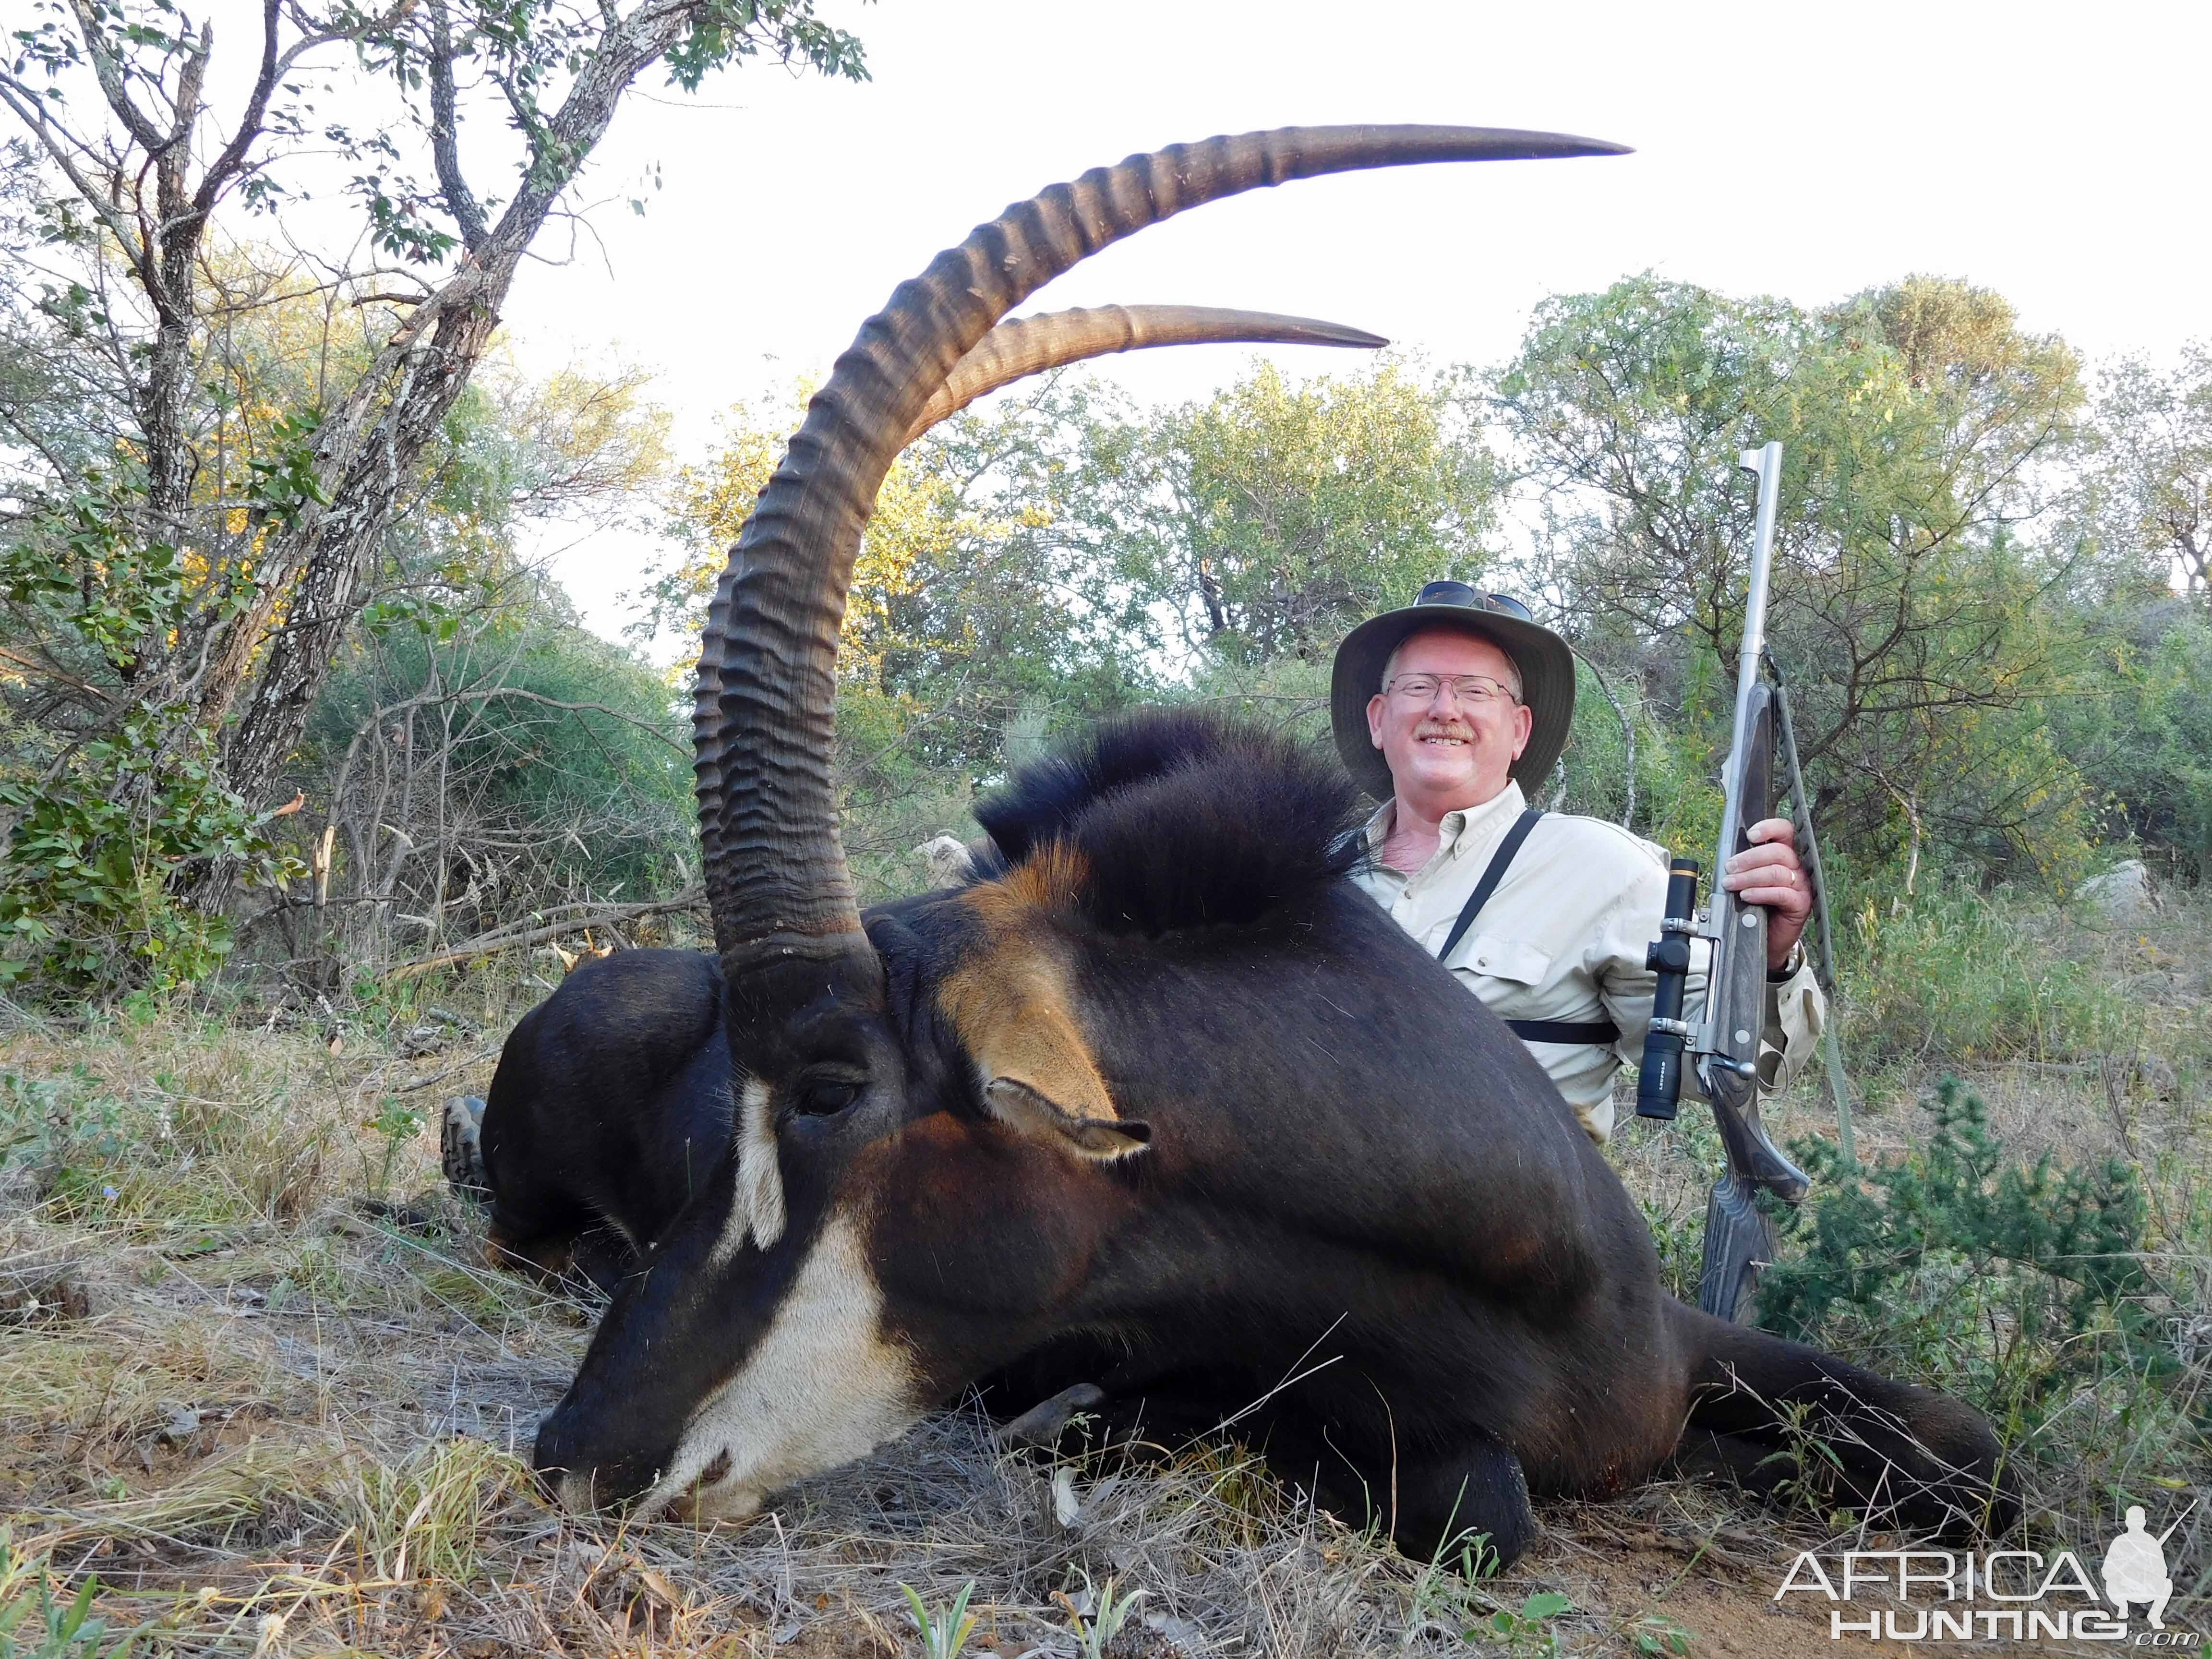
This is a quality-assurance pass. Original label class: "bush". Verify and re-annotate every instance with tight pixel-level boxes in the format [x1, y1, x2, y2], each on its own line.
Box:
[0, 705, 301, 997]
[2062, 603, 2212, 879]
[296, 592, 696, 961]
[833, 683, 979, 905]
[1755, 1079, 2198, 1518]
[1544, 651, 1725, 862]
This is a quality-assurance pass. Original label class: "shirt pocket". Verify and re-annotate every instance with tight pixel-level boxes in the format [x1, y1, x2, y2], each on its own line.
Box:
[1457, 933, 1552, 989]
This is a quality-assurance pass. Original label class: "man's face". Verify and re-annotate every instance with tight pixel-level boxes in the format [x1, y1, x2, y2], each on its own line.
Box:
[1364, 628, 1535, 812]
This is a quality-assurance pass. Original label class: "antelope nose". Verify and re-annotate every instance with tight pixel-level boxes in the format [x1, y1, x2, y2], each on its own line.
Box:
[556, 1471, 599, 1513]
[531, 1413, 588, 1506]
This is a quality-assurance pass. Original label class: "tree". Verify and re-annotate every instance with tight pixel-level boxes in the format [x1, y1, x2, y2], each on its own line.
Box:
[0, 253, 672, 990]
[1105, 359, 1496, 665]
[1491, 274, 2093, 882]
[643, 374, 1159, 781]
[0, 0, 862, 803]
[2092, 345, 2212, 605]
[0, 0, 859, 991]
[2053, 600, 2212, 880]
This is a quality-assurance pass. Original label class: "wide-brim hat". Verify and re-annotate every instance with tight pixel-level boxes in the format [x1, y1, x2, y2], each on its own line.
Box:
[1331, 581, 1576, 801]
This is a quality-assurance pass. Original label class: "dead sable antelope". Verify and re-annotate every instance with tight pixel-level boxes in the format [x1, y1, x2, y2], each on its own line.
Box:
[462, 125, 2013, 1563]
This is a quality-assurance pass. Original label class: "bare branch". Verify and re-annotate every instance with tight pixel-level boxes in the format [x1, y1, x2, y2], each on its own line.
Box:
[384, 888, 706, 980]
[0, 77, 149, 267]
[193, 0, 282, 214]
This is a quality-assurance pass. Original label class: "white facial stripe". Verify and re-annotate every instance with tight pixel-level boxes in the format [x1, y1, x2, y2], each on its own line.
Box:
[709, 1079, 787, 1269]
[642, 1212, 918, 1519]
[738, 1078, 788, 1250]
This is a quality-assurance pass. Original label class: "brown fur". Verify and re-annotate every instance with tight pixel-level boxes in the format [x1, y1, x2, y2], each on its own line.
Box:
[485, 1222, 572, 1282]
[941, 862, 1120, 1130]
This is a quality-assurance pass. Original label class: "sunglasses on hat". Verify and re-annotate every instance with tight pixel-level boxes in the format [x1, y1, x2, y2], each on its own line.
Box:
[1413, 580, 1535, 623]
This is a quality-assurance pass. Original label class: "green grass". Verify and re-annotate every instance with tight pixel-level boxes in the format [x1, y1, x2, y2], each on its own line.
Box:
[1839, 880, 2138, 1068]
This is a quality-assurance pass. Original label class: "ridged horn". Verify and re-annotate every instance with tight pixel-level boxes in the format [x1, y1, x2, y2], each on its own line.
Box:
[902, 305, 1388, 445]
[693, 124, 1628, 1013]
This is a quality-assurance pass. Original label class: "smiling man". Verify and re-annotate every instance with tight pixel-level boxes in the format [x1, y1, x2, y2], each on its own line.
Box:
[1331, 581, 1825, 1143]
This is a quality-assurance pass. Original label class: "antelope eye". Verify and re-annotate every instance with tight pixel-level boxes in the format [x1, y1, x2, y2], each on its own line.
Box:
[793, 1077, 861, 1117]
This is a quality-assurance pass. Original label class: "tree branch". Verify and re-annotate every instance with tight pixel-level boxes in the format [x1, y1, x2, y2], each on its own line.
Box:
[193, 0, 282, 215]
[0, 77, 149, 267]
[63, 0, 168, 153]
[384, 887, 706, 980]
[425, 0, 489, 251]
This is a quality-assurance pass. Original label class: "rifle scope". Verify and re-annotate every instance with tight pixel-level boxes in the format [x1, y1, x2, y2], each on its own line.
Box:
[1635, 858, 1702, 1120]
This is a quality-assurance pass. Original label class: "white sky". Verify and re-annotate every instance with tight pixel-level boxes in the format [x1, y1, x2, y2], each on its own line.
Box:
[483, 0, 2212, 638]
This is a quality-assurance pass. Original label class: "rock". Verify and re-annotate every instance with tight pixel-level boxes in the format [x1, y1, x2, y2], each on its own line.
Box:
[913, 833, 975, 887]
[160, 1405, 202, 1443]
[398, 1023, 445, 1058]
[2078, 859, 2154, 921]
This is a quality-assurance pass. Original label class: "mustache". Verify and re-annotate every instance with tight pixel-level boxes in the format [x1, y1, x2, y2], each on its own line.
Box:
[1414, 720, 1476, 741]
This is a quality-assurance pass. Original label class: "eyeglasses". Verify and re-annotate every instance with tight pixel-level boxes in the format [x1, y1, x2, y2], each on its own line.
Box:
[1384, 673, 1520, 707]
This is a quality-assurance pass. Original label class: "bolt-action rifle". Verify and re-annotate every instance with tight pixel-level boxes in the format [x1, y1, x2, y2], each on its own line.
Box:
[1635, 441, 1828, 1322]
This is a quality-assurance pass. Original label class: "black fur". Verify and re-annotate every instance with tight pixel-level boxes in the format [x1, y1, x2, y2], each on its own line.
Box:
[477, 949, 732, 1282]
[977, 709, 1365, 934]
[491, 709, 2013, 1560]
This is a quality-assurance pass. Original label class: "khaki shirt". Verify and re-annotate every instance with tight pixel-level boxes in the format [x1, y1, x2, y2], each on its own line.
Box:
[1350, 783, 1825, 1144]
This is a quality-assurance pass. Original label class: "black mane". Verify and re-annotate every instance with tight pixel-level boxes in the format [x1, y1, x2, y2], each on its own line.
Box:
[974, 709, 1366, 935]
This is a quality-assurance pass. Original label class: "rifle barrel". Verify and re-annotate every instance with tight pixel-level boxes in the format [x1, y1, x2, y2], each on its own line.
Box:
[1706, 441, 1785, 958]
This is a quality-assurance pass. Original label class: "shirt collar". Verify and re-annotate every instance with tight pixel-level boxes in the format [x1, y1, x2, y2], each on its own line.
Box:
[1437, 780, 1527, 858]
[1361, 780, 1527, 861]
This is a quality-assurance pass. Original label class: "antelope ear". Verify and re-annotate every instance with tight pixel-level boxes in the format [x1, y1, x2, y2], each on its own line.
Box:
[984, 1077, 1153, 1162]
[937, 915, 1145, 1162]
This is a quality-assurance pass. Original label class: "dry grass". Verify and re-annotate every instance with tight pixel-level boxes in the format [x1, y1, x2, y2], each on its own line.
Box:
[2, 895, 2206, 1655]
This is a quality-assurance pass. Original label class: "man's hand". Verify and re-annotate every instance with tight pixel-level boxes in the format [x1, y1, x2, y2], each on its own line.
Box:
[1722, 817, 1811, 973]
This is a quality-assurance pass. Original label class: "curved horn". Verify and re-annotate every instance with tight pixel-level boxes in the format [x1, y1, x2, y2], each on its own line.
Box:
[903, 305, 1388, 445]
[694, 124, 1629, 1016]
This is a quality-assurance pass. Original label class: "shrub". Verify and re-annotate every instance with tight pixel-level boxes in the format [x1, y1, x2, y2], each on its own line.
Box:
[0, 705, 301, 997]
[297, 592, 696, 959]
[1757, 1080, 2173, 1453]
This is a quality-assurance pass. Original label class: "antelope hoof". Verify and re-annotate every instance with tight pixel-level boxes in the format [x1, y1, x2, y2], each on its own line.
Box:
[997, 1383, 1108, 1449]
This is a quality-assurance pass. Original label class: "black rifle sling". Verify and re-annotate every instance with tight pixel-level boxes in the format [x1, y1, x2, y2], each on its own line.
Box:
[1435, 807, 1621, 1048]
[1435, 808, 1543, 961]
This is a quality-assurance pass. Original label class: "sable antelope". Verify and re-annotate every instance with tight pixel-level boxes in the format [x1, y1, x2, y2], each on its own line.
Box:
[478, 126, 2012, 1563]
